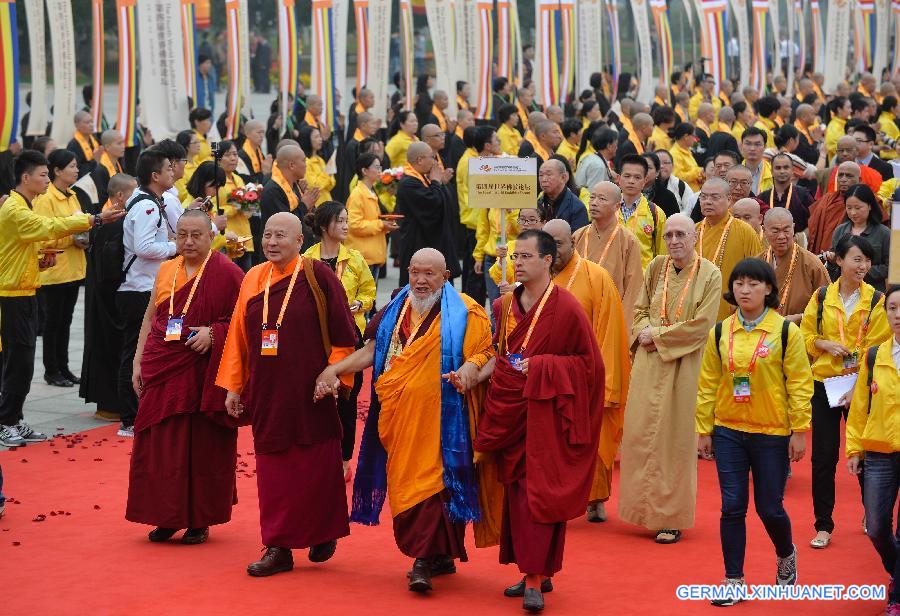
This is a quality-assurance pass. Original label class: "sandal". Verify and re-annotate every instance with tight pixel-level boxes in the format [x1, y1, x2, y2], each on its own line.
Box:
[655, 529, 681, 544]
[809, 531, 831, 549]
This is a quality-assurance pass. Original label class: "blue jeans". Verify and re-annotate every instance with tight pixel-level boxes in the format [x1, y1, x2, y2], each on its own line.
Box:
[713, 425, 794, 578]
[863, 451, 900, 601]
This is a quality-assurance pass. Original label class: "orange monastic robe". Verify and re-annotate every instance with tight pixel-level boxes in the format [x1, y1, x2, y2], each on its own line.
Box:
[573, 222, 644, 326]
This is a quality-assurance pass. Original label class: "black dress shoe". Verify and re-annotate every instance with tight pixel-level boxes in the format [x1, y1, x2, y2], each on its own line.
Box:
[430, 554, 457, 576]
[247, 547, 294, 577]
[61, 369, 81, 385]
[148, 527, 180, 542]
[504, 577, 554, 597]
[308, 539, 337, 563]
[181, 527, 209, 544]
[44, 373, 74, 387]
[523, 588, 545, 612]
[408, 558, 433, 592]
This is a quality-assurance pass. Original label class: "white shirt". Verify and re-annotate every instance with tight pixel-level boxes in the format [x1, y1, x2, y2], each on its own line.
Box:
[840, 287, 861, 322]
[119, 187, 178, 293]
[574, 153, 611, 191]
[892, 339, 900, 372]
[667, 174, 696, 214]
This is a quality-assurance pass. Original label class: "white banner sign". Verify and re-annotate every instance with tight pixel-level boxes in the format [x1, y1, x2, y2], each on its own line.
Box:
[874, 0, 891, 80]
[729, 0, 751, 88]
[367, 0, 392, 121]
[456, 0, 481, 89]
[631, 0, 655, 103]
[334, 0, 350, 113]
[577, 0, 604, 98]
[239, 0, 251, 109]
[467, 157, 538, 210]
[24, 0, 47, 137]
[426, 0, 458, 119]
[46, 0, 77, 145]
[823, 0, 851, 93]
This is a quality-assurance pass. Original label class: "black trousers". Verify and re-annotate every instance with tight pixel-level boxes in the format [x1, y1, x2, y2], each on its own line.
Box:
[811, 380, 865, 533]
[39, 281, 81, 376]
[0, 296, 38, 426]
[461, 227, 486, 307]
[116, 291, 151, 428]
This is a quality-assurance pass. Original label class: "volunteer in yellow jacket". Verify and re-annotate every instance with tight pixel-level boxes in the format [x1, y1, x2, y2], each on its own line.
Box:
[0, 150, 124, 449]
[299, 125, 336, 205]
[303, 202, 376, 481]
[824, 97, 851, 162]
[697, 258, 811, 604]
[616, 154, 667, 270]
[345, 152, 399, 285]
[490, 208, 544, 291]
[216, 141, 253, 272]
[183, 160, 244, 257]
[800, 235, 891, 550]
[385, 111, 419, 168]
[846, 285, 900, 613]
[670, 123, 705, 191]
[33, 150, 88, 388]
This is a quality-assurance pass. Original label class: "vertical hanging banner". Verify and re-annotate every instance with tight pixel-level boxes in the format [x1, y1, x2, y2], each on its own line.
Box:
[649, 0, 673, 86]
[822, 0, 851, 93]
[137, 0, 190, 140]
[238, 0, 251, 108]
[769, 0, 781, 78]
[693, 0, 710, 72]
[426, 0, 459, 119]
[873, 0, 890, 80]
[810, 0, 824, 74]
[577, 0, 605, 93]
[47, 0, 77, 146]
[115, 0, 138, 145]
[457, 0, 480, 91]
[0, 0, 19, 151]
[786, 1, 795, 92]
[399, 0, 415, 108]
[751, 0, 768, 93]
[728, 0, 750, 88]
[474, 0, 494, 119]
[794, 0, 806, 77]
[24, 0, 47, 138]
[631, 0, 655, 103]
[605, 0, 622, 100]
[559, 0, 576, 103]
[312, 0, 338, 126]
[497, 0, 522, 85]
[91, 0, 104, 126]
[278, 0, 299, 129]
[224, 0, 244, 138]
[333, 0, 349, 113]
[536, 0, 568, 106]
[353, 0, 369, 92]
[180, 0, 198, 109]
[855, 0, 875, 73]
[367, 0, 392, 121]
[893, 0, 900, 77]
[701, 0, 727, 89]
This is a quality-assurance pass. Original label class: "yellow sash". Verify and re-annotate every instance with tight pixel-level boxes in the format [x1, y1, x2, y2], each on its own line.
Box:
[74, 132, 99, 161]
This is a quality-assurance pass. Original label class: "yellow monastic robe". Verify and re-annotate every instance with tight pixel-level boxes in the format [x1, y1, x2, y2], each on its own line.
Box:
[552, 254, 631, 503]
[757, 246, 830, 321]
[555, 139, 580, 168]
[618, 256, 722, 530]
[695, 214, 763, 319]
[573, 221, 644, 326]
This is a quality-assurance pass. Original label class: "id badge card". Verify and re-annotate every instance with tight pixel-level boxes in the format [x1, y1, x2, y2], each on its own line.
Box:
[732, 375, 751, 403]
[165, 318, 183, 342]
[261, 329, 279, 356]
[842, 351, 859, 373]
[507, 353, 524, 372]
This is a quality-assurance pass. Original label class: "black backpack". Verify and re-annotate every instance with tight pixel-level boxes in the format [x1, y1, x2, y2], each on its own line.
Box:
[815, 285, 883, 335]
[715, 319, 791, 365]
[89, 191, 163, 287]
[864, 344, 881, 414]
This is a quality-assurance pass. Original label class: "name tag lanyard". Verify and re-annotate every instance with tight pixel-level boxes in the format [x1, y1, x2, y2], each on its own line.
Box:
[261, 259, 302, 355]
[504, 281, 555, 370]
[835, 306, 869, 372]
[727, 316, 768, 403]
[165, 252, 212, 341]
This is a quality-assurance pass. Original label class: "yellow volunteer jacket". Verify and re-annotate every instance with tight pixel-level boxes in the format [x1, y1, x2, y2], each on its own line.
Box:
[497, 123, 521, 156]
[555, 139, 580, 166]
[753, 117, 778, 148]
[345, 181, 387, 266]
[305, 154, 336, 205]
[473, 208, 519, 262]
[825, 117, 847, 161]
[218, 172, 253, 252]
[878, 112, 899, 160]
[385, 132, 416, 168]
[617, 195, 667, 269]
[456, 148, 479, 230]
[671, 142, 704, 190]
[688, 92, 722, 121]
[697, 310, 813, 436]
[846, 340, 900, 457]
[0, 191, 92, 297]
[489, 239, 517, 285]
[174, 160, 198, 204]
[731, 121, 748, 144]
[194, 131, 213, 165]
[800, 280, 891, 382]
[304, 242, 376, 334]
[33, 184, 87, 285]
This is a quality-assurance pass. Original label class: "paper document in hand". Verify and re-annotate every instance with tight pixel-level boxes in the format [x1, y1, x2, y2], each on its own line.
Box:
[823, 373, 858, 408]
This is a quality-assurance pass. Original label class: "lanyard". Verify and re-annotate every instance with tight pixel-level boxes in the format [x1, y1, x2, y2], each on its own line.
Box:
[168, 252, 212, 319]
[659, 255, 699, 326]
[581, 223, 619, 265]
[835, 306, 868, 351]
[699, 215, 733, 267]
[727, 316, 769, 376]
[392, 297, 430, 347]
[564, 256, 583, 291]
[505, 281, 555, 352]
[766, 244, 798, 312]
[262, 258, 302, 330]
[769, 183, 792, 210]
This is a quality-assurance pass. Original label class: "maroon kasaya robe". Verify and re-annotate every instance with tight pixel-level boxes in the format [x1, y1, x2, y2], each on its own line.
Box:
[475, 285, 605, 524]
[807, 191, 846, 255]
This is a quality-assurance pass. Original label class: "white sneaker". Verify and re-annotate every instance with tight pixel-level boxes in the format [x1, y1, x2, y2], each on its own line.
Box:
[0, 424, 26, 447]
[776, 545, 797, 586]
[710, 577, 746, 607]
[117, 425, 135, 438]
[15, 420, 48, 442]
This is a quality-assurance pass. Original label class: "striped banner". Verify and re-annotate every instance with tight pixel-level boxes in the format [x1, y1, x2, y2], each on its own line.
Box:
[729, 0, 751, 88]
[893, 0, 900, 77]
[354, 0, 369, 92]
[810, 0, 824, 73]
[701, 0, 727, 89]
[751, 0, 767, 94]
[23, 0, 47, 138]
[474, 0, 494, 119]
[116, 0, 138, 146]
[786, 0, 795, 92]
[0, 0, 18, 151]
[768, 0, 780, 78]
[196, 0, 210, 29]
[794, 0, 806, 76]
[693, 0, 710, 71]
[278, 0, 299, 130]
[497, 0, 514, 83]
[367, 0, 392, 121]
[91, 0, 104, 127]
[399, 0, 415, 108]
[312, 0, 338, 127]
[604, 0, 622, 100]
[873, 0, 891, 80]
[559, 0, 576, 103]
[224, 0, 244, 138]
[538, 0, 563, 106]
[650, 0, 674, 86]
[856, 0, 876, 72]
[180, 0, 197, 109]
[334, 0, 349, 114]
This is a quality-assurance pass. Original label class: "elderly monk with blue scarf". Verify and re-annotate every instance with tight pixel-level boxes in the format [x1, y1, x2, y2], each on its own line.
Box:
[315, 247, 499, 593]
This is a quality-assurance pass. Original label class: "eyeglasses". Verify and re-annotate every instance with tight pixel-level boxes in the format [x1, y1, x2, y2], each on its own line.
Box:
[517, 217, 541, 225]
[727, 179, 753, 187]
[662, 231, 692, 240]
[510, 252, 536, 261]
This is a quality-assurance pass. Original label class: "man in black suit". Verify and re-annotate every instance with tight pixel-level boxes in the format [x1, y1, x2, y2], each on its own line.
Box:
[852, 124, 893, 182]
[259, 145, 317, 252]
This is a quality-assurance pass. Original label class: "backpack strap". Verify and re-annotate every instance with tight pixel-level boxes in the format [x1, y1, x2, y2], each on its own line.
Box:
[866, 344, 880, 415]
[781, 320, 790, 362]
[497, 292, 515, 358]
[815, 285, 828, 335]
[714, 321, 723, 360]
[303, 257, 332, 359]
[648, 200, 659, 254]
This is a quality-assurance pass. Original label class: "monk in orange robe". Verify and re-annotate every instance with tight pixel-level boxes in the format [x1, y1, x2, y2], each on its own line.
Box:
[216, 213, 358, 577]
[476, 229, 604, 613]
[315, 248, 499, 593]
[543, 219, 631, 524]
[807, 161, 860, 255]
[126, 211, 244, 544]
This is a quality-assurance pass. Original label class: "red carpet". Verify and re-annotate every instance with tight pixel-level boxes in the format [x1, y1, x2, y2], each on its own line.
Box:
[0, 386, 889, 614]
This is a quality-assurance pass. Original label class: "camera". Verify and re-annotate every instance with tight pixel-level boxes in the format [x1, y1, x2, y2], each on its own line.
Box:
[210, 141, 226, 160]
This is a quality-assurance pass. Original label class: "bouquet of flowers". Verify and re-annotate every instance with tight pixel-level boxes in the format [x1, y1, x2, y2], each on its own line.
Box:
[230, 183, 262, 215]
[377, 167, 404, 188]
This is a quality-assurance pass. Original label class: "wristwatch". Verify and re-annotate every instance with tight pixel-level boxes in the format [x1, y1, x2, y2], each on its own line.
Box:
[93, 214, 103, 227]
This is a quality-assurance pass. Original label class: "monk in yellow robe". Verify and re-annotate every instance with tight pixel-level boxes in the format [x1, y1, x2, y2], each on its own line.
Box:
[694, 177, 763, 319]
[315, 248, 499, 593]
[543, 220, 631, 523]
[573, 181, 644, 324]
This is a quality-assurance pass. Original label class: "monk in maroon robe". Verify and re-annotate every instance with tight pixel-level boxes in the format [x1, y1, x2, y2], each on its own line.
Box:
[475, 229, 604, 613]
[126, 210, 245, 544]
[217, 212, 357, 577]
[807, 161, 859, 254]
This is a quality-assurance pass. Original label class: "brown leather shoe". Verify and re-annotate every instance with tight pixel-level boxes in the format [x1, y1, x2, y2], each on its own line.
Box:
[408, 558, 432, 592]
[94, 409, 121, 422]
[247, 547, 294, 577]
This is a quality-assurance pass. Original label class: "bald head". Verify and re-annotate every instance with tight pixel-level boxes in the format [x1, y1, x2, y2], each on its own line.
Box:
[633, 112, 653, 130]
[276, 144, 306, 182]
[410, 247, 447, 271]
[594, 180, 621, 202]
[763, 207, 795, 256]
[836, 160, 861, 194]
[527, 111, 547, 127]
[275, 138, 300, 154]
[663, 213, 697, 265]
[542, 219, 574, 272]
[717, 106, 735, 124]
[836, 135, 859, 163]
[731, 198, 762, 232]
[545, 105, 564, 123]
[408, 248, 450, 302]
[262, 212, 303, 268]
[420, 123, 442, 140]
[407, 141, 433, 164]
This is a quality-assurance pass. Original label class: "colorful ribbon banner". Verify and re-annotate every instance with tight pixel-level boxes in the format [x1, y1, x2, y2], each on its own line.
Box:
[224, 0, 244, 138]
[559, 0, 575, 103]
[650, 0, 673, 86]
[474, 0, 494, 119]
[751, 0, 767, 94]
[604, 0, 622, 100]
[180, 0, 197, 109]
[893, 0, 900, 77]
[537, 0, 575, 106]
[632, 0, 655, 103]
[873, 0, 890, 80]
[367, 0, 392, 121]
[116, 0, 138, 146]
[856, 0, 876, 72]
[278, 0, 299, 128]
[312, 0, 338, 127]
[794, 0, 806, 76]
[497, 0, 517, 84]
[91, 0, 104, 127]
[0, 0, 18, 151]
[353, 0, 368, 92]
[810, 0, 824, 74]
[399, 0, 415, 109]
[196, 0, 211, 29]
[701, 0, 727, 89]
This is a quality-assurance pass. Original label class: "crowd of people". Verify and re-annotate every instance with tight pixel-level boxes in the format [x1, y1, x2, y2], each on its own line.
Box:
[0, 59, 897, 613]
